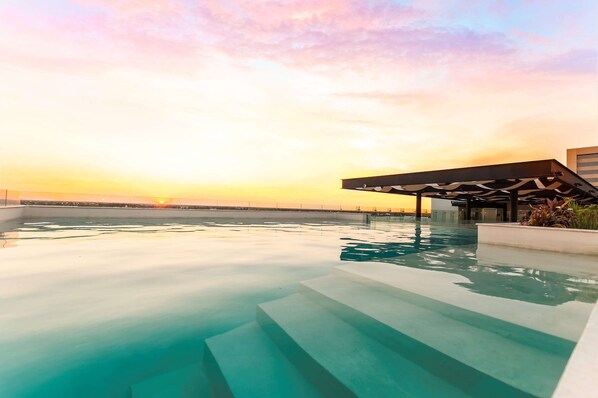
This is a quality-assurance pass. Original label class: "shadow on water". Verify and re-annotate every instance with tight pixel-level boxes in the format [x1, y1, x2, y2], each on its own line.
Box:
[340, 221, 598, 306]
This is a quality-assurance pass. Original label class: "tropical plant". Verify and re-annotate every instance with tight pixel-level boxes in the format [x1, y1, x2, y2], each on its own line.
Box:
[570, 203, 598, 230]
[521, 198, 576, 228]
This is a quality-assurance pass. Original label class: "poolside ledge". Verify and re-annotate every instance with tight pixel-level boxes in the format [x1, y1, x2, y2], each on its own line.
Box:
[0, 206, 26, 223]
[477, 223, 598, 255]
[0, 205, 367, 222]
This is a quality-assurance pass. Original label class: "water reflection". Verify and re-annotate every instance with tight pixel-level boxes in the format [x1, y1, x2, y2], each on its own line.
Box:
[1, 217, 367, 248]
[340, 222, 598, 306]
[0, 221, 20, 249]
[341, 221, 477, 260]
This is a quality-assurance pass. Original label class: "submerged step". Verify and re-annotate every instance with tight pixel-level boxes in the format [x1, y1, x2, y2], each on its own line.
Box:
[204, 322, 322, 398]
[257, 294, 470, 398]
[300, 275, 570, 398]
[334, 262, 590, 343]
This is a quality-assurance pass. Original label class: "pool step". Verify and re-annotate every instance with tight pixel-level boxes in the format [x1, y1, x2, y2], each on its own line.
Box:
[130, 361, 212, 398]
[257, 294, 470, 398]
[300, 274, 570, 398]
[143, 253, 579, 397]
[204, 322, 323, 398]
[334, 262, 586, 343]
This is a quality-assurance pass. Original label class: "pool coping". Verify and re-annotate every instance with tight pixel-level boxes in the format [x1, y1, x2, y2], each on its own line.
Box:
[0, 205, 368, 222]
[553, 301, 598, 397]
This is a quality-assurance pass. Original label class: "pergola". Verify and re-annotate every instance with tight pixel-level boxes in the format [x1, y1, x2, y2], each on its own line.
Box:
[342, 159, 598, 221]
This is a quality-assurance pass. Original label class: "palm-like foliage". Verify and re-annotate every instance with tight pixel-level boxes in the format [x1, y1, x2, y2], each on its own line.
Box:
[521, 198, 575, 228]
[570, 203, 598, 230]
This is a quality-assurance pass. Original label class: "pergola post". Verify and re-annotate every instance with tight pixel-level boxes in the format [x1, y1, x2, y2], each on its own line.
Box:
[509, 190, 519, 222]
[465, 198, 472, 221]
[415, 192, 422, 220]
[501, 204, 508, 222]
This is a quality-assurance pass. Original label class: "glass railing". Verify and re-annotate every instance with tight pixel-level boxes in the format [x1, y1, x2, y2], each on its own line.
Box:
[8, 190, 431, 216]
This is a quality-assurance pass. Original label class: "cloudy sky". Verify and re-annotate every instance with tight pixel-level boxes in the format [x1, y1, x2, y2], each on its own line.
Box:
[1, 0, 596, 209]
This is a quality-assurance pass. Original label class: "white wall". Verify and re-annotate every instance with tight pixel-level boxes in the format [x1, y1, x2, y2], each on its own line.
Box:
[481, 208, 499, 222]
[431, 198, 459, 223]
[431, 198, 456, 211]
[0, 206, 25, 223]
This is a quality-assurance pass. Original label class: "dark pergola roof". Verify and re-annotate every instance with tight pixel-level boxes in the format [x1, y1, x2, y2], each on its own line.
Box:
[342, 159, 598, 205]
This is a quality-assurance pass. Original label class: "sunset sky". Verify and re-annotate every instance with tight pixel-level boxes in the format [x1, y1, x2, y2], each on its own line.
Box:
[1, 0, 596, 209]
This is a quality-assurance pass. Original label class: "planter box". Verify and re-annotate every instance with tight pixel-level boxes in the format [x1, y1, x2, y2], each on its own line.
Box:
[478, 223, 598, 255]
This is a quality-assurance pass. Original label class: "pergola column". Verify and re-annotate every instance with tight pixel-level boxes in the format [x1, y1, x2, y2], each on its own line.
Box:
[509, 190, 519, 222]
[415, 192, 422, 220]
[465, 198, 472, 221]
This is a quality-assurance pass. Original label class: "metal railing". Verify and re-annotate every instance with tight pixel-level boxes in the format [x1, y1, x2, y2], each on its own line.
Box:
[2, 190, 431, 215]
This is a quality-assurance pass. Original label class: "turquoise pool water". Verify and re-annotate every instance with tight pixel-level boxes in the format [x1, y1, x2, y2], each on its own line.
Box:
[0, 218, 596, 397]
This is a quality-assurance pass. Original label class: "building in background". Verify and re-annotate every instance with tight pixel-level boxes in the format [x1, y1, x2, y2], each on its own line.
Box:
[567, 146, 598, 188]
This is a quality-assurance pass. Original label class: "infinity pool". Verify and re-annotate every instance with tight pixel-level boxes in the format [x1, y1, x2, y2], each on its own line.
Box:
[0, 218, 596, 397]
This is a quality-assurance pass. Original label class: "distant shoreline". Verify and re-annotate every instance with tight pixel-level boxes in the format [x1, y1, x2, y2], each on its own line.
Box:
[20, 200, 428, 217]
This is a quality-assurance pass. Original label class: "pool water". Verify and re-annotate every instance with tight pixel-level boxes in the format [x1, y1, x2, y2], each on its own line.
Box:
[0, 218, 596, 397]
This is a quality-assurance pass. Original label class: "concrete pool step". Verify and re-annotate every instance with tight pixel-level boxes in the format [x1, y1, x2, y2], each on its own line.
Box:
[334, 262, 588, 343]
[300, 274, 570, 398]
[131, 361, 212, 398]
[257, 294, 470, 398]
[204, 322, 323, 398]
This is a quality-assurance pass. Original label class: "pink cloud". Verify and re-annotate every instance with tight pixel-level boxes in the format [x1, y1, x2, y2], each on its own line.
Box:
[1, 0, 594, 86]
[77, 0, 187, 17]
[0, 1, 202, 72]
[0, 0, 515, 74]
[190, 0, 512, 70]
